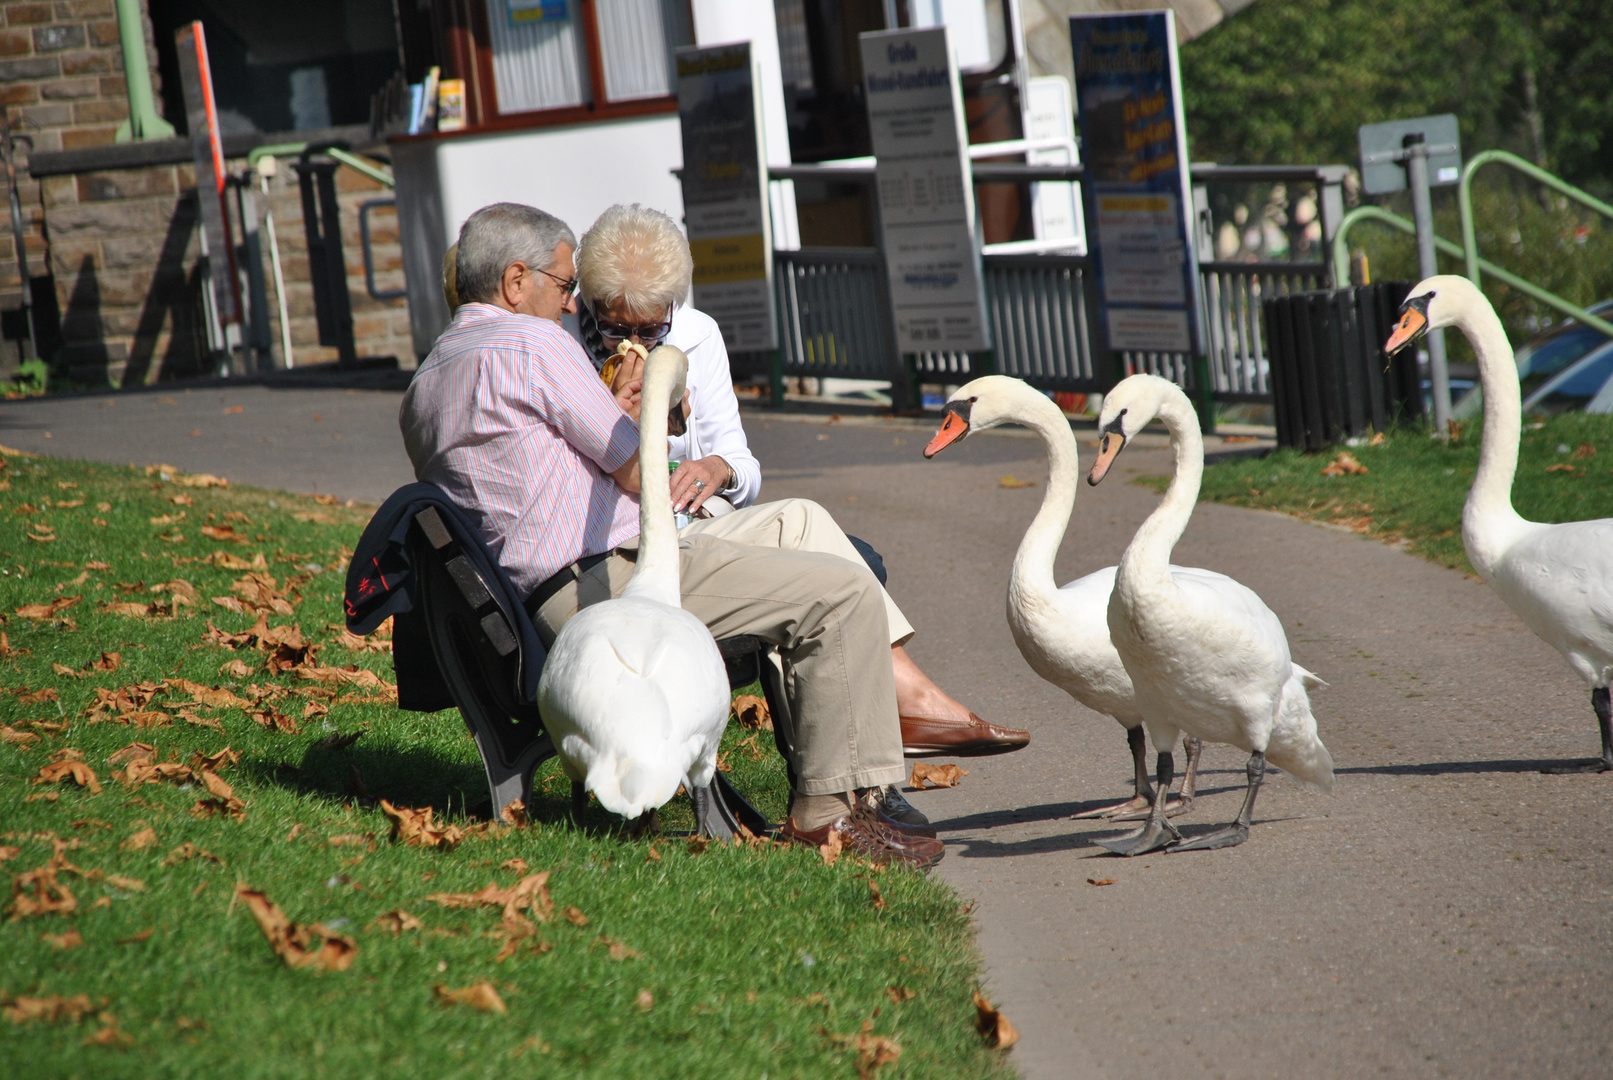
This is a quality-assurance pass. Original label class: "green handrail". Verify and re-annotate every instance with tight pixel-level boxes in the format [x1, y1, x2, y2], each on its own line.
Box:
[244, 143, 395, 188]
[1332, 204, 1613, 342]
[1459, 149, 1613, 286]
[113, 0, 175, 141]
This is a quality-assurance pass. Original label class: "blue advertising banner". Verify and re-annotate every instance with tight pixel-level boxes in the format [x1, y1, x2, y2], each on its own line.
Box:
[1070, 12, 1199, 354]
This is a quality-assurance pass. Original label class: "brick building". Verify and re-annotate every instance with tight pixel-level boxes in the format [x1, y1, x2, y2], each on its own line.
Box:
[0, 0, 408, 386]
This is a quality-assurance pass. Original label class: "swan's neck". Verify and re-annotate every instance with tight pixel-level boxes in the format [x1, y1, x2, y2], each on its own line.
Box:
[1010, 402, 1080, 607]
[623, 365, 681, 607]
[1121, 398, 1202, 584]
[1463, 296, 1533, 573]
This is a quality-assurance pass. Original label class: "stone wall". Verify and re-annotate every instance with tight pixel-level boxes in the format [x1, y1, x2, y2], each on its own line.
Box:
[0, 0, 410, 386]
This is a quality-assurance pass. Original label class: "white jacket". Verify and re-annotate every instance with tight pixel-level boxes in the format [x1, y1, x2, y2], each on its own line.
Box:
[664, 305, 761, 508]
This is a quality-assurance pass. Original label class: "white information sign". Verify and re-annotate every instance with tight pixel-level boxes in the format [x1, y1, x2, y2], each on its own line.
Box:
[859, 27, 989, 354]
[676, 42, 776, 352]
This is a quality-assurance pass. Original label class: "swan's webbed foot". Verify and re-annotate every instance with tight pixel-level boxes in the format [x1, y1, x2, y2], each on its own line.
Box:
[1072, 793, 1152, 820]
[1541, 688, 1613, 774]
[1096, 749, 1179, 856]
[1110, 792, 1194, 821]
[1170, 749, 1264, 855]
[1097, 816, 1181, 855]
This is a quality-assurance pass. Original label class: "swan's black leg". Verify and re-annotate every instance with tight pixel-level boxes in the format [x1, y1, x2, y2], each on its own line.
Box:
[1172, 751, 1264, 853]
[1165, 735, 1203, 818]
[1097, 750, 1182, 856]
[570, 779, 588, 822]
[1073, 726, 1155, 819]
[1540, 688, 1613, 774]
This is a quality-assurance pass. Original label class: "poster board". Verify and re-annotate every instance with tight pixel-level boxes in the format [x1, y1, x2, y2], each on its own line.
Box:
[859, 26, 989, 354]
[1070, 12, 1199, 354]
[676, 41, 776, 352]
[175, 21, 240, 329]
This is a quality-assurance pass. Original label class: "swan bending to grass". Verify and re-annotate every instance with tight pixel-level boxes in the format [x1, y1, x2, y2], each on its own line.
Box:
[923, 375, 1201, 819]
[1387, 275, 1613, 771]
[537, 345, 730, 818]
[1088, 374, 1334, 855]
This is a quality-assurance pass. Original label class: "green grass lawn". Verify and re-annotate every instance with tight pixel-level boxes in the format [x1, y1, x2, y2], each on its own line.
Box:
[0, 447, 1007, 1079]
[1143, 413, 1613, 573]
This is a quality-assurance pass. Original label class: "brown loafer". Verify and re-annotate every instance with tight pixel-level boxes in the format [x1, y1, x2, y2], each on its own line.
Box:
[901, 713, 1029, 758]
[780, 806, 944, 869]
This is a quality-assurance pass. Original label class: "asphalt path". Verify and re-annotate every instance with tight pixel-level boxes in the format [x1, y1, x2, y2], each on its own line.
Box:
[4, 387, 1611, 1078]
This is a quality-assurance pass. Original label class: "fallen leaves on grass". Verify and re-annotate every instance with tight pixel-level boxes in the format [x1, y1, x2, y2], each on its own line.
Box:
[998, 475, 1035, 488]
[817, 828, 843, 867]
[100, 601, 157, 618]
[730, 693, 772, 731]
[34, 749, 102, 795]
[41, 927, 84, 949]
[827, 1020, 902, 1078]
[427, 872, 553, 924]
[82, 1022, 134, 1047]
[121, 827, 157, 852]
[597, 934, 641, 960]
[909, 762, 967, 790]
[248, 705, 300, 734]
[7, 843, 79, 918]
[166, 679, 248, 710]
[218, 658, 255, 678]
[3, 993, 94, 1024]
[1321, 451, 1369, 477]
[163, 843, 222, 867]
[433, 982, 505, 1013]
[885, 986, 914, 1004]
[115, 928, 154, 945]
[15, 686, 59, 704]
[1546, 463, 1583, 475]
[861, 874, 888, 911]
[234, 885, 357, 972]
[146, 464, 228, 488]
[381, 801, 465, 850]
[686, 835, 711, 856]
[973, 991, 1020, 1050]
[1, 725, 40, 748]
[190, 770, 247, 821]
[561, 905, 588, 927]
[370, 910, 423, 935]
[15, 595, 80, 621]
[0, 847, 19, 863]
[200, 524, 250, 544]
[499, 799, 529, 828]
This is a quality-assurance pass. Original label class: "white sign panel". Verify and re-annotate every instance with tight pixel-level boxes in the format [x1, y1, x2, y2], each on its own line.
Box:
[1025, 75, 1084, 253]
[676, 42, 777, 351]
[860, 27, 990, 354]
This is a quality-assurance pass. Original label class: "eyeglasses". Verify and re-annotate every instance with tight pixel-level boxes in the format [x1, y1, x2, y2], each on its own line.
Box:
[596, 310, 674, 345]
[531, 264, 578, 297]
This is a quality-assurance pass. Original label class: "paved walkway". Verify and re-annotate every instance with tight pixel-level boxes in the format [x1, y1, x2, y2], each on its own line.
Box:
[4, 387, 1610, 1078]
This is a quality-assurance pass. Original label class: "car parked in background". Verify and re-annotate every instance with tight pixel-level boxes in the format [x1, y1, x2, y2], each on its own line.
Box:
[1452, 298, 1613, 417]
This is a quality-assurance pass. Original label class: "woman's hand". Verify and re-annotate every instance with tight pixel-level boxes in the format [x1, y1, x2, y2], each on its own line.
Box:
[609, 350, 645, 419]
[670, 455, 730, 514]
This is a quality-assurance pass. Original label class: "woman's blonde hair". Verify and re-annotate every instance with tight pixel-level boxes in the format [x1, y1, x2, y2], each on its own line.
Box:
[577, 204, 692, 318]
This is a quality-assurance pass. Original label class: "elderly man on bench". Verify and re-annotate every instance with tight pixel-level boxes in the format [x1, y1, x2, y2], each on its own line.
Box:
[399, 202, 1014, 867]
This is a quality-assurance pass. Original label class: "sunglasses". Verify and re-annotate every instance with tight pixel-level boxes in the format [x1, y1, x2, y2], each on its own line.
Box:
[595, 308, 673, 345]
[531, 264, 578, 297]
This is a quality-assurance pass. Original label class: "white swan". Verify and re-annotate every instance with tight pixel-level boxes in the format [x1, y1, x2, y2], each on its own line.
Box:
[923, 375, 1201, 818]
[1387, 275, 1613, 770]
[1088, 374, 1334, 854]
[537, 345, 730, 819]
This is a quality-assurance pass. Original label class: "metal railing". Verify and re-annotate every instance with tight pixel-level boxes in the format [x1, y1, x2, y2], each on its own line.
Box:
[1199, 260, 1328, 398]
[773, 248, 895, 380]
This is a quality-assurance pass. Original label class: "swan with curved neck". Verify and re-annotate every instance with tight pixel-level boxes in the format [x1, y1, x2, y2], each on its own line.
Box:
[537, 345, 731, 818]
[924, 376, 1201, 818]
[1387, 275, 1613, 770]
[1088, 374, 1334, 855]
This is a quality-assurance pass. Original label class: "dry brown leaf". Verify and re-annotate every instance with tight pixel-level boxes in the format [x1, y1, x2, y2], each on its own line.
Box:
[381, 800, 465, 850]
[501, 858, 529, 875]
[41, 927, 84, 949]
[54, 571, 89, 593]
[16, 686, 59, 704]
[885, 986, 915, 1004]
[15, 595, 80, 620]
[296, 664, 390, 691]
[190, 745, 239, 772]
[121, 827, 157, 852]
[909, 762, 968, 790]
[82, 1023, 134, 1048]
[7, 849, 78, 918]
[499, 799, 529, 828]
[598, 934, 641, 960]
[248, 707, 300, 734]
[93, 651, 121, 673]
[686, 835, 711, 856]
[165, 679, 248, 710]
[52, 662, 83, 679]
[218, 658, 255, 678]
[1572, 442, 1596, 460]
[973, 991, 1020, 1049]
[998, 475, 1035, 488]
[636, 989, 654, 1011]
[163, 843, 223, 867]
[562, 905, 588, 927]
[1546, 463, 1581, 474]
[427, 871, 554, 925]
[730, 693, 773, 731]
[116, 927, 155, 944]
[1321, 451, 1369, 477]
[235, 884, 357, 971]
[0, 846, 20, 862]
[645, 844, 662, 863]
[200, 524, 250, 543]
[433, 981, 506, 1013]
[370, 909, 423, 935]
[34, 750, 102, 795]
[190, 770, 247, 820]
[3, 993, 94, 1024]
[100, 601, 155, 618]
[828, 1020, 902, 1078]
[1, 724, 40, 748]
[818, 827, 843, 867]
[1086, 877, 1117, 887]
[862, 874, 888, 911]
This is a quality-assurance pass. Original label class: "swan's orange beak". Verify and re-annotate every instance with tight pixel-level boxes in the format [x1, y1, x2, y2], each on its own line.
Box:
[1385, 296, 1431, 356]
[924, 407, 971, 458]
[1087, 430, 1125, 486]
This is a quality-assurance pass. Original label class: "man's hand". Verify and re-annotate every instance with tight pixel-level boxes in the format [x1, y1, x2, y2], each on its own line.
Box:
[671, 455, 730, 514]
[609, 350, 645, 419]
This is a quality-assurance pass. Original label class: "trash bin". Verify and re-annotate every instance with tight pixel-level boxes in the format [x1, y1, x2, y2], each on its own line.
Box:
[1264, 282, 1424, 451]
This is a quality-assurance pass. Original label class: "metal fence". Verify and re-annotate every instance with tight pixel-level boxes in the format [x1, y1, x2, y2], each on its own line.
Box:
[768, 247, 1332, 402]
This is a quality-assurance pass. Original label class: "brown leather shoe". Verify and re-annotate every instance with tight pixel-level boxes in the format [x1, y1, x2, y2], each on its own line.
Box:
[901, 713, 1030, 758]
[780, 806, 944, 869]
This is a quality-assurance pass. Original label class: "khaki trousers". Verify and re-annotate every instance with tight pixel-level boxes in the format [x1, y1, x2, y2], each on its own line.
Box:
[531, 502, 907, 795]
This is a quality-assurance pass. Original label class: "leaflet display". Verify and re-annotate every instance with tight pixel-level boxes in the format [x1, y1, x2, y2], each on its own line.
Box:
[1070, 12, 1200, 354]
[859, 27, 989, 354]
[676, 42, 777, 353]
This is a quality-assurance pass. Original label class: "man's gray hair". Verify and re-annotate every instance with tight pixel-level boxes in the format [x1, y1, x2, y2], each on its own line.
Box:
[454, 203, 576, 305]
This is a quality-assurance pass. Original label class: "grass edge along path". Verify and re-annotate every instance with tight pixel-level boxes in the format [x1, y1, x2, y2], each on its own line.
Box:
[1136, 414, 1613, 574]
[0, 446, 1011, 1080]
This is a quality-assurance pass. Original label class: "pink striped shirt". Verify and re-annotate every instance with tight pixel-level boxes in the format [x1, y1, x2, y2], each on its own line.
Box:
[400, 303, 641, 595]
